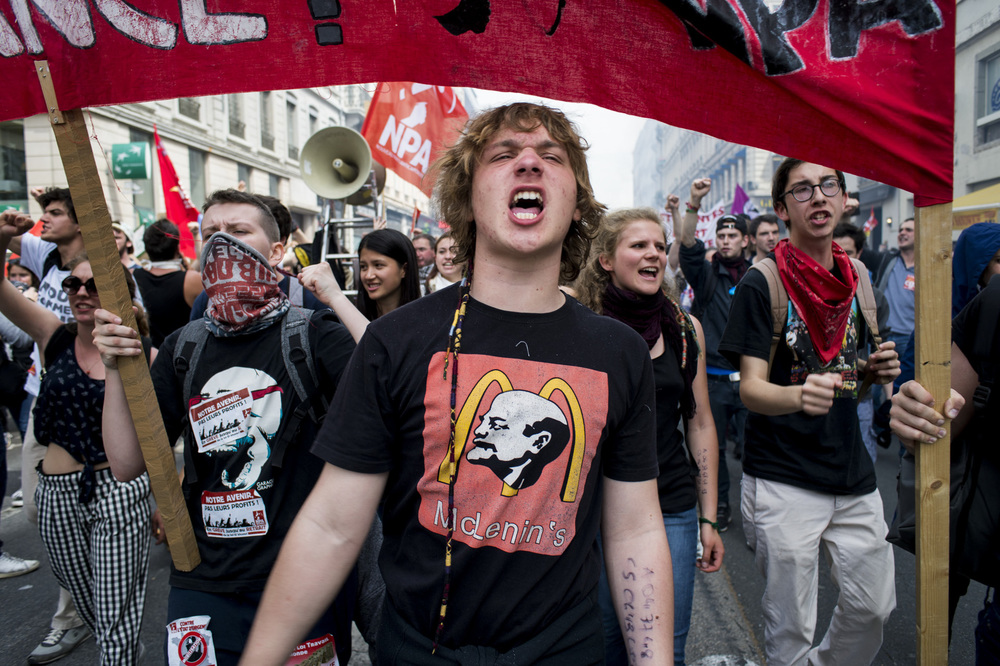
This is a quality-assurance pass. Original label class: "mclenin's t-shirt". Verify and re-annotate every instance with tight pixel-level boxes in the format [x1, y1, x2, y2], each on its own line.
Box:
[312, 288, 657, 650]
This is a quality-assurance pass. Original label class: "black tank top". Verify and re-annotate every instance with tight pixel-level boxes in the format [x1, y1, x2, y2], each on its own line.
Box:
[133, 268, 192, 347]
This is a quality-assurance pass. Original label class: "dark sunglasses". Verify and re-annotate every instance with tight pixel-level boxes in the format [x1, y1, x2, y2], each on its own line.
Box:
[61, 276, 98, 296]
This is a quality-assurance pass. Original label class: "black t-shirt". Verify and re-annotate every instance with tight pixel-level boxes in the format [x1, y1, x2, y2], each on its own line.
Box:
[718, 269, 877, 495]
[152, 311, 355, 593]
[311, 287, 657, 651]
[679, 240, 745, 371]
[652, 349, 698, 513]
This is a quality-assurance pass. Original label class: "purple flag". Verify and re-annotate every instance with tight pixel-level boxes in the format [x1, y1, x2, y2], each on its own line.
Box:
[731, 184, 759, 216]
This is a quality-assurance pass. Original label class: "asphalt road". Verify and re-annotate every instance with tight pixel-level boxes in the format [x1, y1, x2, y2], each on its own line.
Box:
[1, 434, 984, 665]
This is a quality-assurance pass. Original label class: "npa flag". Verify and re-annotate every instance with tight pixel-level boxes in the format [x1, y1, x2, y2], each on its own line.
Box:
[731, 184, 760, 217]
[361, 83, 468, 196]
[154, 126, 199, 259]
[863, 207, 879, 234]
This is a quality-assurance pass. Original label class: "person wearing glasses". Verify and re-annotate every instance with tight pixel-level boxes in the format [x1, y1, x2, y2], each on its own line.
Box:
[677, 177, 751, 531]
[719, 160, 900, 666]
[0, 209, 153, 663]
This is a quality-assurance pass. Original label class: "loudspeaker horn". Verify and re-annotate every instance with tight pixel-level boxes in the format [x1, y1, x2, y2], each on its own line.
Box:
[300, 127, 373, 200]
[345, 161, 386, 206]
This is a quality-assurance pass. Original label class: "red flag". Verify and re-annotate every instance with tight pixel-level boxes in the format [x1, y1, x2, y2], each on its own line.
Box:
[361, 83, 468, 196]
[863, 207, 878, 234]
[0, 2, 954, 205]
[410, 206, 421, 235]
[154, 125, 199, 259]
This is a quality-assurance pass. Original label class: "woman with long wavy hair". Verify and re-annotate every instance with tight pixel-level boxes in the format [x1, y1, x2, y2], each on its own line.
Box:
[576, 207, 724, 666]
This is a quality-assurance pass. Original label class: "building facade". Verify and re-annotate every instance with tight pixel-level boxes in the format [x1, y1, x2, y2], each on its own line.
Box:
[1, 84, 434, 256]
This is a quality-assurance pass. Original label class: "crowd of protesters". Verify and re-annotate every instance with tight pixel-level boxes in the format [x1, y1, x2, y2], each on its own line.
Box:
[0, 101, 995, 666]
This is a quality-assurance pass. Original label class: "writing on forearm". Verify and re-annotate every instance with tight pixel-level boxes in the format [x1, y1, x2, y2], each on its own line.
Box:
[620, 557, 659, 663]
[696, 448, 709, 497]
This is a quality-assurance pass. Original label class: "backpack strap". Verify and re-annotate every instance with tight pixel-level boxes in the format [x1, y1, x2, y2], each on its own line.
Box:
[971, 276, 1000, 413]
[42, 248, 61, 281]
[851, 258, 881, 399]
[748, 258, 786, 374]
[172, 320, 211, 484]
[272, 307, 327, 468]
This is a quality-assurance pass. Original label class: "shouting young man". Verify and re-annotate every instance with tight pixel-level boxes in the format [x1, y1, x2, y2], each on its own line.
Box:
[719, 159, 899, 665]
[241, 103, 674, 665]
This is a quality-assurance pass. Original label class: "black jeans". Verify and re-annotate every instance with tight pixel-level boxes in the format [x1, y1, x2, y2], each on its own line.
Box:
[707, 376, 747, 505]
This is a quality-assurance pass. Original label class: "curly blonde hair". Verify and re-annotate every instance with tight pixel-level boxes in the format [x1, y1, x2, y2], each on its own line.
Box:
[432, 103, 605, 282]
[575, 207, 676, 312]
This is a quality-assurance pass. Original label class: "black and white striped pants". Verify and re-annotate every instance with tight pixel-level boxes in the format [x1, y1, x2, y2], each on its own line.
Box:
[36, 467, 151, 665]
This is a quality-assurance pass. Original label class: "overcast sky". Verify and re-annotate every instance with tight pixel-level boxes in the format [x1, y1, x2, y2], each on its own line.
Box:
[470, 89, 649, 211]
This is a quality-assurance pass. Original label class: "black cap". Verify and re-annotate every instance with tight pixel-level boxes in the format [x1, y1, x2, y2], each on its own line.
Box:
[717, 213, 749, 236]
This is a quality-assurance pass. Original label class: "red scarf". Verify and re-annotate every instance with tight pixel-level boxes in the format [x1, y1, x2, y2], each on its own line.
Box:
[774, 238, 858, 366]
[202, 233, 288, 336]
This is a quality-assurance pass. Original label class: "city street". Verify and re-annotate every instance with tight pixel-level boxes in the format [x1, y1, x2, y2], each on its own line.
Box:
[1, 434, 984, 665]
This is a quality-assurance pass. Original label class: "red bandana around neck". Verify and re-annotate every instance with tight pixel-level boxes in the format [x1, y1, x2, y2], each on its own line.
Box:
[202, 233, 288, 335]
[774, 238, 858, 366]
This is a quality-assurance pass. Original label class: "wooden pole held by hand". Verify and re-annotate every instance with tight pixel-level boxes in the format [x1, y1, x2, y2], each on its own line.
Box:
[35, 61, 199, 571]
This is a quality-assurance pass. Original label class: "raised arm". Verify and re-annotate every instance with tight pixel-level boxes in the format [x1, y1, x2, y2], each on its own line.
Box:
[0, 212, 61, 348]
[299, 262, 370, 343]
[665, 194, 681, 272]
[602, 477, 674, 665]
[240, 464, 388, 666]
[679, 178, 711, 248]
[93, 307, 149, 481]
[687, 317, 723, 573]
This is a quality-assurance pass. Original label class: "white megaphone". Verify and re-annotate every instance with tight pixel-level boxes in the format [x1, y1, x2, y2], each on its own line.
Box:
[300, 127, 384, 203]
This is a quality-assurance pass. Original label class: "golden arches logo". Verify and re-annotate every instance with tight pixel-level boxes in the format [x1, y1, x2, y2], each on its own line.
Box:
[436, 371, 586, 503]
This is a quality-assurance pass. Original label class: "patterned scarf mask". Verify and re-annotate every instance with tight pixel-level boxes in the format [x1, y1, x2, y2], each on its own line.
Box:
[201, 232, 289, 337]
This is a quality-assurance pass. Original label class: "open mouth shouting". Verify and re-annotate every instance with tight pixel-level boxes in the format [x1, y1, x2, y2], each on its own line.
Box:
[638, 266, 660, 281]
[510, 190, 544, 221]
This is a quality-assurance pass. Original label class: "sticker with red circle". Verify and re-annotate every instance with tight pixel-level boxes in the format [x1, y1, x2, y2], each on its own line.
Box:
[167, 616, 217, 666]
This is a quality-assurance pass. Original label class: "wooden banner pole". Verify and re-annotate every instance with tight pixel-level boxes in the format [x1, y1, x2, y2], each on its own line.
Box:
[34, 61, 200, 571]
[913, 202, 953, 665]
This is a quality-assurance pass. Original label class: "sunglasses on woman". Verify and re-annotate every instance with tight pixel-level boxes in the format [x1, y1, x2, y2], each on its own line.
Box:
[61, 276, 98, 296]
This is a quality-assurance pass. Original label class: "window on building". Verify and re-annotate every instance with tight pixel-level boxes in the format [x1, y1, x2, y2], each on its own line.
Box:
[269, 173, 280, 198]
[309, 109, 318, 138]
[260, 92, 274, 151]
[129, 127, 155, 227]
[178, 97, 201, 121]
[0, 120, 27, 211]
[287, 101, 298, 160]
[188, 148, 206, 209]
[978, 49, 1000, 147]
[238, 163, 252, 190]
[228, 94, 245, 139]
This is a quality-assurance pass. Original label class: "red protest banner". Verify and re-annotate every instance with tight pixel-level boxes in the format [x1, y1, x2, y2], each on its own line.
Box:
[0, 0, 953, 204]
[154, 126, 199, 258]
[361, 83, 468, 196]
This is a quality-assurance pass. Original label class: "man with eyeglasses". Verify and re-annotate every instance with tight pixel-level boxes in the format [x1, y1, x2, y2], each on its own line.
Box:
[874, 217, 917, 355]
[719, 159, 899, 666]
[678, 177, 750, 530]
[1, 190, 93, 664]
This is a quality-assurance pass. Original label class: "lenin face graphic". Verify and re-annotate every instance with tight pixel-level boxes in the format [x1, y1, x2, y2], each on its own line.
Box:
[466, 390, 571, 490]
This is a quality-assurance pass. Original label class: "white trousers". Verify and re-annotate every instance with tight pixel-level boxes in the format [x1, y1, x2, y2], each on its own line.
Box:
[741, 475, 896, 666]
